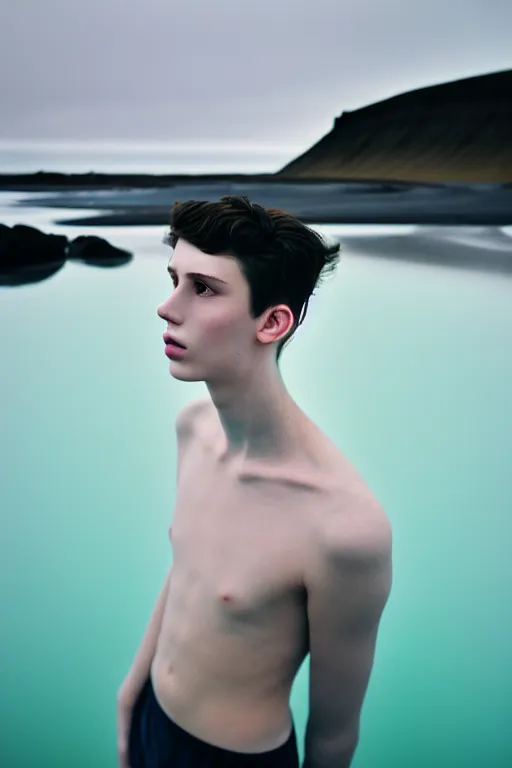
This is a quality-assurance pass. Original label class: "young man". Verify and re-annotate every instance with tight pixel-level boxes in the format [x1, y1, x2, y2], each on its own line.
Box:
[117, 195, 393, 768]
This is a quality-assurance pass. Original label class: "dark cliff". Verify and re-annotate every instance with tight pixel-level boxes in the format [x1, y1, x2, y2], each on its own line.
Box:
[277, 69, 512, 183]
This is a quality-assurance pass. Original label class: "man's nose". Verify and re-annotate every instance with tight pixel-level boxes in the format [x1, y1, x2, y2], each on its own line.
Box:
[157, 291, 182, 322]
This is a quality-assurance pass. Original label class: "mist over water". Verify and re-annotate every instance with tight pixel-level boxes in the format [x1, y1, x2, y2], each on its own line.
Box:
[0, 140, 303, 175]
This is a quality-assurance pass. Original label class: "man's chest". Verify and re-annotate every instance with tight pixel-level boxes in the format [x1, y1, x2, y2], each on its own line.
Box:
[168, 436, 320, 622]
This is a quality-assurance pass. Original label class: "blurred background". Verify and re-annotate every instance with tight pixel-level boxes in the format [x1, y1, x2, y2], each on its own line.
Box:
[1, 1, 512, 767]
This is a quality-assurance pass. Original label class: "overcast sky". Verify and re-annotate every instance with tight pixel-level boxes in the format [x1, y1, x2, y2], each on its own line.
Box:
[1, 0, 511, 150]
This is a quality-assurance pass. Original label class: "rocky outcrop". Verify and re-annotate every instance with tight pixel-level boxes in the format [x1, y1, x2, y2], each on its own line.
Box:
[67, 235, 132, 266]
[0, 225, 132, 286]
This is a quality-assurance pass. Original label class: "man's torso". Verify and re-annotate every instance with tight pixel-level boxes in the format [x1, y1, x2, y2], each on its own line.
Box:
[150, 398, 377, 753]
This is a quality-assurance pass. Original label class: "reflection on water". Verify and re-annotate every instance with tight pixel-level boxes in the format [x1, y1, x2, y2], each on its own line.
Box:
[340, 227, 512, 274]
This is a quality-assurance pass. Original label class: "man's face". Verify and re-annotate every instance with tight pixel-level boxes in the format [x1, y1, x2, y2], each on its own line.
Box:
[157, 238, 261, 382]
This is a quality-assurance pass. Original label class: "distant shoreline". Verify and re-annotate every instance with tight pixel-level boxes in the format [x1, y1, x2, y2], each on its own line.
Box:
[1, 173, 511, 226]
[51, 210, 512, 227]
[0, 171, 442, 191]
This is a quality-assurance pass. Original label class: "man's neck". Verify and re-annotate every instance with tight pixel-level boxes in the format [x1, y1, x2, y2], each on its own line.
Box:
[206, 368, 311, 465]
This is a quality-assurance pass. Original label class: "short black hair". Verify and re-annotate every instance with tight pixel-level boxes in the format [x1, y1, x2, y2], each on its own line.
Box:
[165, 194, 342, 363]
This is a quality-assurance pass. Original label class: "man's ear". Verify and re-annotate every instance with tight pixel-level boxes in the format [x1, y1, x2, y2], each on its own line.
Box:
[256, 304, 295, 347]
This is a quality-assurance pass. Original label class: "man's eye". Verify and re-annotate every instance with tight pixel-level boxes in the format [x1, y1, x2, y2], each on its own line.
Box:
[171, 278, 212, 297]
[195, 281, 211, 296]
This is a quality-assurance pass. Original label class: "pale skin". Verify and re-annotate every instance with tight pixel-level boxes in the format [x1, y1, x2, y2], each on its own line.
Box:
[151, 239, 393, 761]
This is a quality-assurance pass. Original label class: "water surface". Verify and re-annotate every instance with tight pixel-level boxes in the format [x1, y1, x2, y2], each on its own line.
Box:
[1, 191, 511, 768]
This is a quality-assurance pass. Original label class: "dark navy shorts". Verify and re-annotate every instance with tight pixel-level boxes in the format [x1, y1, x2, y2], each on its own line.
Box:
[128, 675, 300, 767]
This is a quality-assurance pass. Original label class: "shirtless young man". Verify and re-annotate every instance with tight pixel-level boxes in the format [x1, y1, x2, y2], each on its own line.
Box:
[116, 195, 393, 768]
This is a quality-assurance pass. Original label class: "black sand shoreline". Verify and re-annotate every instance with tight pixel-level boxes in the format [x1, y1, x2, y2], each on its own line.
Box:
[1, 173, 511, 226]
[53, 210, 512, 227]
[0, 172, 442, 191]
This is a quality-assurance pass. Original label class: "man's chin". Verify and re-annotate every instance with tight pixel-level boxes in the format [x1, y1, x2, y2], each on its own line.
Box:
[169, 368, 196, 382]
[167, 361, 203, 383]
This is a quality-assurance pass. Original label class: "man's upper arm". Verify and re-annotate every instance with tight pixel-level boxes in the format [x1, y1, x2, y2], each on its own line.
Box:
[305, 498, 393, 753]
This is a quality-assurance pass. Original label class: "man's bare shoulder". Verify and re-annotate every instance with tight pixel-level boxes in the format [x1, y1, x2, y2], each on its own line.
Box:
[175, 396, 211, 437]
[302, 454, 392, 639]
[313, 444, 392, 553]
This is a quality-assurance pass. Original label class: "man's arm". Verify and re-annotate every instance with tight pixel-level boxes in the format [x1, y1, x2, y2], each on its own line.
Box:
[117, 567, 172, 705]
[303, 497, 393, 768]
[117, 398, 204, 704]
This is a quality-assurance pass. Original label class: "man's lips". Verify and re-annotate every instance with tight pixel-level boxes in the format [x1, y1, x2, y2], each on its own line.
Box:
[163, 333, 186, 349]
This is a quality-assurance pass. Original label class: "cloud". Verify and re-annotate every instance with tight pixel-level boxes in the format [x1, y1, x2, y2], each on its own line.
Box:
[1, 0, 511, 141]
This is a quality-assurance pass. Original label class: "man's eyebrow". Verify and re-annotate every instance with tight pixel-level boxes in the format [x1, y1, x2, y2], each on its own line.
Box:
[167, 265, 229, 285]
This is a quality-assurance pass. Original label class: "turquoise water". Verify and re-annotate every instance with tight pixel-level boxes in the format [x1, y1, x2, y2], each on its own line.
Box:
[1, 191, 512, 767]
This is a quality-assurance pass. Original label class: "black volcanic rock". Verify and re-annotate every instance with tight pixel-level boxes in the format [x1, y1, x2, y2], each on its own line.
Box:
[0, 225, 68, 285]
[67, 235, 132, 266]
[277, 69, 512, 183]
[0, 226, 133, 286]
[0, 224, 68, 267]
